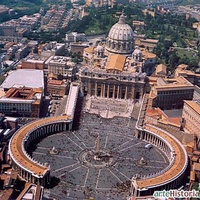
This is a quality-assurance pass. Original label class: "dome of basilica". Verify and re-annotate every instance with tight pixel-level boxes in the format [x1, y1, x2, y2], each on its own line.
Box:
[105, 12, 134, 55]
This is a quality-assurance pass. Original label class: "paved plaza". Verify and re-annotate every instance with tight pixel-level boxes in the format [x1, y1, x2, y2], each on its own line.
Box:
[85, 96, 135, 118]
[32, 113, 169, 200]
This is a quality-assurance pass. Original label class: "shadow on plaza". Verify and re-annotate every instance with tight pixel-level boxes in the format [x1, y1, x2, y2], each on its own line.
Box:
[26, 138, 45, 156]
[72, 95, 84, 130]
[46, 176, 60, 189]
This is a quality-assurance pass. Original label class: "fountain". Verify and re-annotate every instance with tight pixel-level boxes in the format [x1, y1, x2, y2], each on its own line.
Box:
[49, 146, 59, 155]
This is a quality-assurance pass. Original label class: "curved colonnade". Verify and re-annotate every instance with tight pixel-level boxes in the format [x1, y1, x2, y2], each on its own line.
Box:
[8, 99, 188, 194]
[8, 116, 72, 186]
[132, 124, 188, 196]
[131, 94, 188, 196]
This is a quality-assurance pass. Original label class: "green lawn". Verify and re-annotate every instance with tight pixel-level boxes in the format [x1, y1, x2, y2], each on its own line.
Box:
[179, 0, 200, 5]
[176, 48, 196, 59]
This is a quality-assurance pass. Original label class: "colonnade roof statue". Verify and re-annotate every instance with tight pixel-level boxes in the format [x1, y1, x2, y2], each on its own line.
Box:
[105, 11, 134, 55]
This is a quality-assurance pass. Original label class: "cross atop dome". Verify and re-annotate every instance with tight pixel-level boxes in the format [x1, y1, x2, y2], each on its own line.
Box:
[118, 11, 126, 24]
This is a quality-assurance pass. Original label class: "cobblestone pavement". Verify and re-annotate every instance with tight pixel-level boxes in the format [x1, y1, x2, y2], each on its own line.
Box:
[32, 113, 169, 200]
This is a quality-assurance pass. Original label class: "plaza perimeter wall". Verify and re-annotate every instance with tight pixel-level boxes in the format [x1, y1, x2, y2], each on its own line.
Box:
[130, 94, 188, 197]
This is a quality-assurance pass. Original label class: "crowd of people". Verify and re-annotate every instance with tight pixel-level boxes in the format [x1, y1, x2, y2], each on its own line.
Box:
[85, 96, 134, 118]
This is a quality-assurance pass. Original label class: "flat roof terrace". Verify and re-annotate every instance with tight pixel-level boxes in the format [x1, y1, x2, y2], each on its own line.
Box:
[1, 69, 44, 90]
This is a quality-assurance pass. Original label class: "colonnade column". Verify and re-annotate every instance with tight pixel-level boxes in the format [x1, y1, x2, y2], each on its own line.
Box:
[139, 87, 144, 101]
[69, 122, 72, 131]
[144, 132, 147, 141]
[88, 82, 91, 95]
[63, 123, 67, 131]
[100, 84, 103, 97]
[140, 131, 144, 140]
[112, 85, 115, 98]
[131, 86, 135, 100]
[107, 84, 110, 98]
[95, 83, 97, 96]
[147, 132, 150, 141]
[117, 85, 120, 99]
[103, 84, 105, 98]
[125, 86, 128, 99]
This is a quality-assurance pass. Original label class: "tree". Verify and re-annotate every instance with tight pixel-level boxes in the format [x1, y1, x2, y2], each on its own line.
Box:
[169, 52, 179, 67]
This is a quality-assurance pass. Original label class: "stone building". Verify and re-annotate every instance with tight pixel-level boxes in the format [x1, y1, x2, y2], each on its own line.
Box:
[80, 48, 147, 101]
[38, 42, 65, 58]
[46, 56, 77, 81]
[65, 32, 86, 43]
[182, 100, 200, 137]
[149, 76, 194, 110]
[47, 79, 67, 97]
[79, 12, 158, 101]
[133, 21, 145, 31]
[79, 56, 146, 100]
[20, 55, 47, 70]
[0, 87, 42, 118]
[175, 64, 200, 86]
[70, 43, 89, 56]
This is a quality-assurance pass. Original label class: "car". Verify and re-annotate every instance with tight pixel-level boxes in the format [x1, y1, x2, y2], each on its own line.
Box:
[145, 144, 153, 149]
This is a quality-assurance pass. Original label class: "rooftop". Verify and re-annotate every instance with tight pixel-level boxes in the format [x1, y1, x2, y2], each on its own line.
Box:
[4, 87, 42, 100]
[142, 51, 156, 60]
[155, 64, 167, 76]
[65, 83, 79, 118]
[22, 54, 47, 63]
[146, 107, 167, 119]
[193, 162, 200, 171]
[164, 109, 183, 118]
[48, 80, 64, 85]
[184, 100, 200, 115]
[1, 69, 44, 89]
[84, 46, 95, 54]
[154, 76, 193, 90]
[105, 54, 126, 72]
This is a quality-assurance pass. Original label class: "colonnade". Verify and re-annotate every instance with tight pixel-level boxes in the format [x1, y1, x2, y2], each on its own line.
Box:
[12, 162, 50, 186]
[24, 121, 70, 150]
[132, 172, 184, 197]
[135, 130, 171, 159]
[129, 93, 188, 198]
[9, 117, 72, 187]
[131, 126, 188, 197]
[86, 82, 143, 100]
